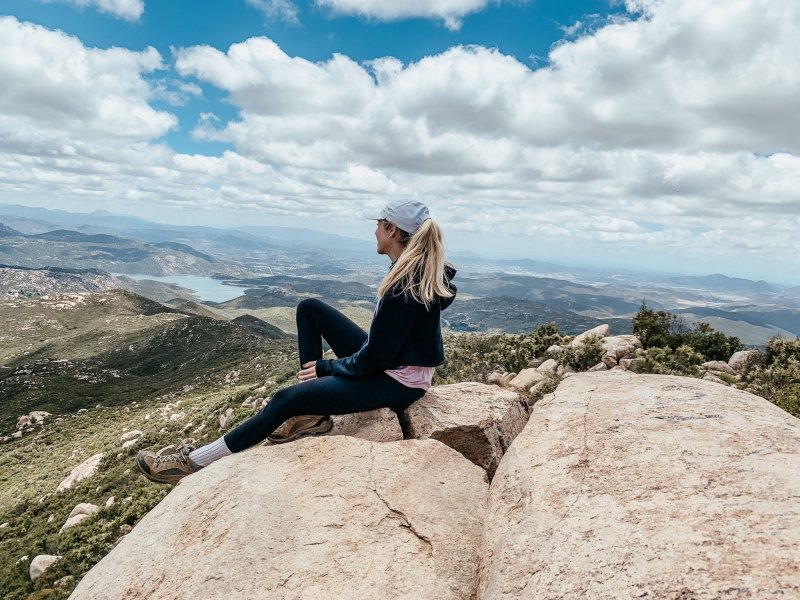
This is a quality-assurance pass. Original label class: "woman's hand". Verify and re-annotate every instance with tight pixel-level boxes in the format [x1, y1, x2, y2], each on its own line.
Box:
[298, 361, 318, 382]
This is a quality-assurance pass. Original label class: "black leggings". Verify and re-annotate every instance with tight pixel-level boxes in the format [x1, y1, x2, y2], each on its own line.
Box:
[223, 298, 426, 452]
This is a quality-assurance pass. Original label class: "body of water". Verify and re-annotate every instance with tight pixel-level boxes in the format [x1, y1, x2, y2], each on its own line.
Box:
[114, 274, 247, 303]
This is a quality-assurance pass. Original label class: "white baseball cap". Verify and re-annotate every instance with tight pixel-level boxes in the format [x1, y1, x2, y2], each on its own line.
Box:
[364, 199, 430, 234]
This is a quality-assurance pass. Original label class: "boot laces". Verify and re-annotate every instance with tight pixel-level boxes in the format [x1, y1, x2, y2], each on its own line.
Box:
[153, 439, 194, 465]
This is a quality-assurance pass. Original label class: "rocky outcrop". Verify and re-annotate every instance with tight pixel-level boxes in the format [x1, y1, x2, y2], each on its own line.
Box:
[328, 408, 403, 442]
[729, 350, 756, 372]
[70, 437, 487, 600]
[479, 370, 800, 599]
[508, 368, 545, 392]
[17, 410, 51, 429]
[57, 453, 103, 492]
[402, 382, 529, 479]
[569, 324, 610, 346]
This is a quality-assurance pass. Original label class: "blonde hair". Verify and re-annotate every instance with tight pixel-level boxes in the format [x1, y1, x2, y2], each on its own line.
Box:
[376, 218, 455, 310]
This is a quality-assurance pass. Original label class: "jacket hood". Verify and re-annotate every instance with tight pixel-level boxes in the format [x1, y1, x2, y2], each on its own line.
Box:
[439, 263, 457, 311]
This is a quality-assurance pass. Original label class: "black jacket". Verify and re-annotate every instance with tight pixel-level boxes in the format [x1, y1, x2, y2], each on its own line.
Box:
[315, 263, 457, 378]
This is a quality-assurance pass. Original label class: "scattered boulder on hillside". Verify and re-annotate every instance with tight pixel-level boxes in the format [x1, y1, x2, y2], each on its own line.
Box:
[402, 382, 529, 479]
[702, 360, 737, 376]
[536, 358, 558, 373]
[60, 503, 99, 533]
[486, 367, 515, 387]
[479, 370, 800, 598]
[70, 437, 488, 600]
[17, 411, 51, 429]
[30, 555, 61, 581]
[56, 453, 103, 492]
[224, 370, 240, 385]
[218, 407, 235, 430]
[120, 430, 143, 443]
[508, 368, 546, 392]
[729, 350, 756, 372]
[569, 324, 610, 347]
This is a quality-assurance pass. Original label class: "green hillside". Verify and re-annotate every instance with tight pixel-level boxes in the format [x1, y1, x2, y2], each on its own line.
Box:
[0, 290, 300, 599]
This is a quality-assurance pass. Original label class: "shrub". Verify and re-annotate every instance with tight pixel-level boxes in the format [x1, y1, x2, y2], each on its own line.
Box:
[557, 335, 604, 371]
[437, 323, 566, 384]
[739, 336, 800, 418]
[632, 303, 742, 361]
[631, 344, 704, 377]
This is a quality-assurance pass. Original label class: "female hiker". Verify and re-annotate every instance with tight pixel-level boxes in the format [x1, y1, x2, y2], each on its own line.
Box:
[138, 199, 457, 484]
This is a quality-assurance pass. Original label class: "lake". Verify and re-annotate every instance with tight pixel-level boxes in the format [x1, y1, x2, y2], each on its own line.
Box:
[114, 274, 248, 303]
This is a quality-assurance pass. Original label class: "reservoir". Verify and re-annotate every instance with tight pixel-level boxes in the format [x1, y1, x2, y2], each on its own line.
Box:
[114, 274, 248, 303]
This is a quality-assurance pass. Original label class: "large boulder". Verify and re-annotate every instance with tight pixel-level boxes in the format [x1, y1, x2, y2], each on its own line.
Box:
[479, 370, 800, 599]
[729, 350, 756, 372]
[508, 368, 546, 392]
[600, 335, 641, 360]
[30, 554, 60, 581]
[70, 437, 487, 600]
[57, 453, 103, 492]
[569, 324, 610, 347]
[402, 382, 529, 479]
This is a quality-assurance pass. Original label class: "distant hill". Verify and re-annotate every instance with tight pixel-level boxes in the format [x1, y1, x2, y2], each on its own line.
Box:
[0, 223, 23, 237]
[0, 225, 231, 276]
[232, 313, 292, 339]
[445, 295, 631, 335]
[31, 229, 121, 244]
[668, 273, 776, 294]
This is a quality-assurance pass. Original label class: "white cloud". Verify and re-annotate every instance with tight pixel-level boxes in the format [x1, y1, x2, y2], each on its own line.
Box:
[0, 16, 175, 143]
[46, 0, 145, 21]
[245, 0, 300, 24]
[4, 2, 800, 281]
[316, 0, 497, 30]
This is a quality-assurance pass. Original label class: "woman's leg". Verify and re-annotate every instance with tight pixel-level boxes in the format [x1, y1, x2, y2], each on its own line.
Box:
[296, 298, 367, 366]
[224, 374, 425, 452]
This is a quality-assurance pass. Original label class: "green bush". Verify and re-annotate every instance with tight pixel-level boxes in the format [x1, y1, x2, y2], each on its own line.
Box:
[631, 344, 704, 376]
[739, 336, 800, 418]
[557, 335, 604, 371]
[632, 303, 742, 361]
[436, 323, 566, 384]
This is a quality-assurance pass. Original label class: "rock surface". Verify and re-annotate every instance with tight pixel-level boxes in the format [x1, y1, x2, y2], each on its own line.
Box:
[327, 408, 403, 442]
[402, 382, 529, 479]
[508, 368, 545, 391]
[70, 436, 487, 600]
[479, 370, 800, 599]
[569, 324, 610, 346]
[57, 453, 103, 492]
[729, 350, 756, 371]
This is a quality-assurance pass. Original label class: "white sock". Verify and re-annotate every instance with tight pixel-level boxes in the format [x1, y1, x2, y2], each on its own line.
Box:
[189, 436, 232, 467]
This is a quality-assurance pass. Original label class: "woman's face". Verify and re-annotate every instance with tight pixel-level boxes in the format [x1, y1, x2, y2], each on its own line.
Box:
[375, 219, 394, 255]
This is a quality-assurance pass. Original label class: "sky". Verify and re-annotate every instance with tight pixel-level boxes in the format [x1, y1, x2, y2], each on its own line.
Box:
[1, 0, 799, 284]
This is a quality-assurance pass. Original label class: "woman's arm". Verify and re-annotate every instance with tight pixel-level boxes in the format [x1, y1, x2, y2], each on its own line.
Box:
[315, 290, 418, 378]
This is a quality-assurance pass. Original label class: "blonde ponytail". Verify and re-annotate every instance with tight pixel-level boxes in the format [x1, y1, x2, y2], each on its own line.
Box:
[376, 218, 455, 310]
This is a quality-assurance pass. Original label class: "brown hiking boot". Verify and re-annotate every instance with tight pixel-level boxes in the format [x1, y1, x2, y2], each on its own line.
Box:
[266, 415, 333, 444]
[137, 440, 202, 485]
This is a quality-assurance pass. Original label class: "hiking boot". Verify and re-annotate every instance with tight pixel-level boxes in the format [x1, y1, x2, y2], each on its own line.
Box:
[137, 440, 202, 485]
[266, 415, 333, 444]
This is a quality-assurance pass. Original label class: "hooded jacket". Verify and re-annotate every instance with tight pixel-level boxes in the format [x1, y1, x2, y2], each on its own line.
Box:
[314, 263, 457, 379]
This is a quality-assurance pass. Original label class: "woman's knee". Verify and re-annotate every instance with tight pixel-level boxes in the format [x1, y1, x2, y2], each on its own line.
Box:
[296, 297, 325, 320]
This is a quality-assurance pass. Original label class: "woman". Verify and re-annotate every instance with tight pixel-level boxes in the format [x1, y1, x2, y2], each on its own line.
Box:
[138, 199, 457, 485]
